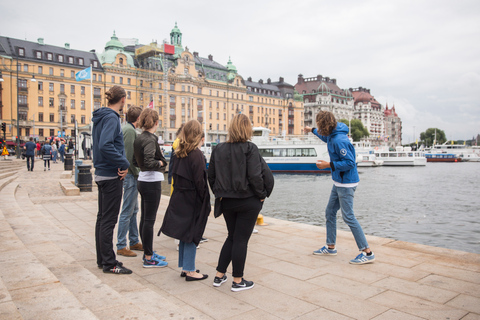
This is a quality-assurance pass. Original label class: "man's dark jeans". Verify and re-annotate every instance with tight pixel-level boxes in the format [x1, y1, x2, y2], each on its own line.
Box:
[95, 178, 123, 270]
[26, 155, 34, 171]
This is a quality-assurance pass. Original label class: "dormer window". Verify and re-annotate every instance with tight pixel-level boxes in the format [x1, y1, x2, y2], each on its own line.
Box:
[68, 56, 74, 64]
[58, 55, 64, 63]
[93, 61, 98, 68]
[35, 51, 42, 59]
[18, 48, 25, 56]
[78, 58, 84, 66]
[119, 57, 123, 65]
[46, 53, 53, 61]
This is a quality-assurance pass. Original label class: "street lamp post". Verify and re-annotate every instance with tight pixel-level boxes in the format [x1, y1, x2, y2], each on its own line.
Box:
[15, 54, 35, 158]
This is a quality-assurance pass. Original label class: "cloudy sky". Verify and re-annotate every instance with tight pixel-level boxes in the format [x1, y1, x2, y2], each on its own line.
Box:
[1, 0, 479, 143]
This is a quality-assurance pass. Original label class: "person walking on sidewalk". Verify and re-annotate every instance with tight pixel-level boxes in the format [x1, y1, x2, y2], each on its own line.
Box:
[208, 114, 274, 291]
[41, 142, 52, 171]
[160, 120, 210, 280]
[116, 106, 143, 258]
[58, 141, 65, 163]
[24, 137, 36, 171]
[51, 141, 58, 163]
[92, 85, 132, 275]
[133, 108, 168, 268]
[305, 111, 375, 265]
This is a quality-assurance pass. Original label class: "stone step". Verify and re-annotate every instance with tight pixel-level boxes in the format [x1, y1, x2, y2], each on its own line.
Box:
[6, 181, 202, 319]
[0, 171, 17, 180]
[0, 174, 18, 192]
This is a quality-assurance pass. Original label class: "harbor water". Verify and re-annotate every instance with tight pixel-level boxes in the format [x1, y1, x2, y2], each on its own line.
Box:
[260, 162, 480, 254]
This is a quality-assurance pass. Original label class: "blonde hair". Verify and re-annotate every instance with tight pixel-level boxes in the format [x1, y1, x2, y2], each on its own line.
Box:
[137, 108, 159, 130]
[105, 85, 126, 105]
[176, 120, 203, 158]
[227, 114, 252, 143]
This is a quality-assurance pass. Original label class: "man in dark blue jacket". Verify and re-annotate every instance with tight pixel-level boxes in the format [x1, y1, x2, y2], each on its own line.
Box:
[24, 137, 36, 171]
[305, 111, 375, 265]
[92, 85, 132, 274]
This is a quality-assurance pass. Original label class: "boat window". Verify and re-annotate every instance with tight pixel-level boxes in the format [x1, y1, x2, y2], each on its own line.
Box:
[408, 153, 413, 157]
[381, 153, 388, 157]
[287, 149, 296, 157]
[295, 149, 303, 157]
[259, 149, 274, 157]
[398, 153, 406, 157]
[389, 153, 397, 157]
[307, 148, 317, 157]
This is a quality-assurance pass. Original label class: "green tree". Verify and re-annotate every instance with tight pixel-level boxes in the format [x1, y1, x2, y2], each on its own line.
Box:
[339, 119, 369, 141]
[420, 128, 446, 146]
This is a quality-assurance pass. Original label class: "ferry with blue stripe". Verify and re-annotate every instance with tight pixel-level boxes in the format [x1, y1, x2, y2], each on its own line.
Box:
[252, 127, 331, 174]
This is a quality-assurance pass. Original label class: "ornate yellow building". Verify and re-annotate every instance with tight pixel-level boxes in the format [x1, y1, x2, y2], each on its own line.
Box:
[0, 23, 304, 146]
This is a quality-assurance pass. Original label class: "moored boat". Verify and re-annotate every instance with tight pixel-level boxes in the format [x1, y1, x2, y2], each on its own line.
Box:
[425, 153, 461, 162]
[374, 146, 427, 166]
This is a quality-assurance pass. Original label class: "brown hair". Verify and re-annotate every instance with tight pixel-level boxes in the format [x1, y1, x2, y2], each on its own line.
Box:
[137, 108, 159, 130]
[126, 106, 142, 123]
[175, 120, 203, 158]
[105, 85, 126, 105]
[227, 113, 252, 143]
[316, 111, 337, 136]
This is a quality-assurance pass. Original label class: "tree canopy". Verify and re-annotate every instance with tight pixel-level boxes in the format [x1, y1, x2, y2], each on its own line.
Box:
[420, 128, 446, 146]
[338, 119, 369, 141]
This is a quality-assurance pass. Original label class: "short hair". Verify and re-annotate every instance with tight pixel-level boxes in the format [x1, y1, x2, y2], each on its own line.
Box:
[137, 108, 159, 130]
[227, 114, 252, 143]
[105, 85, 126, 105]
[29, 137, 33, 141]
[175, 120, 203, 158]
[316, 111, 337, 136]
[126, 106, 142, 123]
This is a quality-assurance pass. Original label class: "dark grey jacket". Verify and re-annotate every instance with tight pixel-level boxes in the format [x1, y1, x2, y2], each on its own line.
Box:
[133, 131, 167, 173]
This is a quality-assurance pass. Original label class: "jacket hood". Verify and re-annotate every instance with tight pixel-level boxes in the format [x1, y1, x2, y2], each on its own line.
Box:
[92, 107, 118, 124]
[331, 122, 349, 137]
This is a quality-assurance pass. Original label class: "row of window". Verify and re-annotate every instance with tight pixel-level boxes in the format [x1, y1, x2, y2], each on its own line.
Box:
[16, 63, 103, 81]
[36, 96, 87, 110]
[17, 128, 76, 139]
[247, 86, 281, 97]
[17, 47, 99, 67]
[18, 111, 86, 125]
[259, 148, 318, 158]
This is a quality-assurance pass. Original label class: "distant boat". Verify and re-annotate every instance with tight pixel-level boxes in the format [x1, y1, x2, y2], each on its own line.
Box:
[353, 141, 384, 167]
[252, 127, 330, 173]
[425, 153, 461, 162]
[429, 141, 480, 162]
[374, 146, 427, 166]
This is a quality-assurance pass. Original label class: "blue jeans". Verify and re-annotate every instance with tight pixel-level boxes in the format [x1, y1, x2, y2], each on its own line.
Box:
[325, 185, 369, 251]
[59, 152, 64, 162]
[52, 151, 58, 162]
[116, 174, 139, 250]
[178, 241, 197, 272]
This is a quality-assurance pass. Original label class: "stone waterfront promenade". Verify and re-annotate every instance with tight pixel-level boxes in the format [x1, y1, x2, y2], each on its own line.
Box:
[1, 159, 479, 320]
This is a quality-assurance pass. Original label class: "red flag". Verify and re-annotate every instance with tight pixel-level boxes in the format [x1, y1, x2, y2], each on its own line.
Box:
[147, 101, 153, 109]
[164, 44, 175, 55]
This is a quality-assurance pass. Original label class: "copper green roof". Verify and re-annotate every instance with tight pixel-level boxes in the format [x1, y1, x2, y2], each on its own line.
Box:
[105, 31, 124, 51]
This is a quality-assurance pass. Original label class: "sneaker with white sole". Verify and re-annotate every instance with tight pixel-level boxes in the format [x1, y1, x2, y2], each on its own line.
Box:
[313, 245, 337, 255]
[143, 258, 168, 268]
[349, 252, 375, 265]
[231, 278, 254, 292]
[213, 275, 227, 287]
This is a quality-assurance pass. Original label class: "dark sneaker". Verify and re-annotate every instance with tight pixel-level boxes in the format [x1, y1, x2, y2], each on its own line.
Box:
[231, 278, 254, 292]
[98, 261, 123, 269]
[103, 264, 132, 274]
[200, 237, 208, 243]
[213, 275, 227, 287]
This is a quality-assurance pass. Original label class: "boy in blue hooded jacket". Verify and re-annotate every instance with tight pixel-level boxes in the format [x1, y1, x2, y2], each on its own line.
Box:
[305, 111, 375, 264]
[92, 85, 132, 274]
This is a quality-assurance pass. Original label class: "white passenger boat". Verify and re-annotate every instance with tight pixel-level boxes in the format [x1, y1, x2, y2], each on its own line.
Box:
[252, 127, 331, 173]
[353, 141, 384, 167]
[429, 142, 480, 162]
[374, 146, 427, 166]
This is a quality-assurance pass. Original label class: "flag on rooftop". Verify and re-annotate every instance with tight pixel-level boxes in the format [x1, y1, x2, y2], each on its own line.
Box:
[75, 67, 91, 81]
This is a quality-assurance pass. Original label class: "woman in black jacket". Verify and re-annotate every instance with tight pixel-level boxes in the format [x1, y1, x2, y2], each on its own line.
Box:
[208, 114, 274, 292]
[159, 120, 211, 281]
[133, 108, 168, 268]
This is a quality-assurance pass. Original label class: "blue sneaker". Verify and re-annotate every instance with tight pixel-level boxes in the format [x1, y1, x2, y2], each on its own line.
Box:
[349, 252, 375, 264]
[143, 252, 166, 262]
[143, 258, 168, 268]
[313, 246, 337, 256]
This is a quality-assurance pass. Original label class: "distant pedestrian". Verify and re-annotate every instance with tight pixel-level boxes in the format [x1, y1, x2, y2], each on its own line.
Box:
[160, 120, 210, 281]
[92, 85, 132, 275]
[116, 106, 144, 258]
[24, 137, 36, 171]
[208, 113, 274, 291]
[36, 141, 41, 159]
[51, 142, 58, 163]
[133, 108, 168, 268]
[305, 111, 375, 264]
[58, 141, 65, 163]
[41, 142, 52, 171]
[68, 138, 74, 154]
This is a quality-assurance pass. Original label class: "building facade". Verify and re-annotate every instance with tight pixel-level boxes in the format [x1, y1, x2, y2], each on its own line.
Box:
[384, 104, 402, 147]
[295, 74, 354, 128]
[351, 87, 385, 144]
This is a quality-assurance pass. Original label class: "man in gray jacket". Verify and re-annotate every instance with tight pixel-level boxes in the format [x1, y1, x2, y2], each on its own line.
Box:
[117, 106, 143, 257]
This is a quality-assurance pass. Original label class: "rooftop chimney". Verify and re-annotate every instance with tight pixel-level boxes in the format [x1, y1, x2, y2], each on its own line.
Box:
[298, 74, 304, 84]
[65, 43, 70, 49]
[259, 79, 263, 84]
[247, 77, 252, 81]
[208, 54, 213, 61]
[279, 77, 284, 83]
[325, 77, 330, 82]
[332, 78, 336, 84]
[193, 52, 198, 57]
[267, 78, 271, 84]
[38, 38, 44, 45]
[90, 49, 96, 53]
[317, 75, 322, 81]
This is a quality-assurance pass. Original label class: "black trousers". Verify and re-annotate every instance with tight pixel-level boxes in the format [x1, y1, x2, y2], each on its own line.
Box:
[137, 181, 161, 257]
[216, 196, 263, 278]
[26, 155, 34, 171]
[95, 178, 123, 269]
